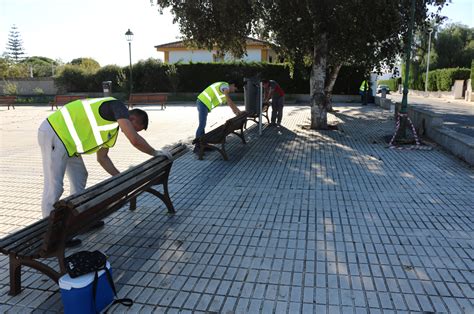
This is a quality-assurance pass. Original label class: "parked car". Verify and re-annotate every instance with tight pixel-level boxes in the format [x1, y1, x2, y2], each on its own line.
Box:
[376, 85, 390, 94]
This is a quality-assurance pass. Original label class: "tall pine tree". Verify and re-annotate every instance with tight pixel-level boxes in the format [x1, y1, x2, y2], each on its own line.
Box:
[6, 25, 26, 63]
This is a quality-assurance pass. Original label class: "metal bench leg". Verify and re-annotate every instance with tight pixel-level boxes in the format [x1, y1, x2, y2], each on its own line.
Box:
[129, 197, 137, 211]
[220, 142, 229, 161]
[9, 254, 21, 296]
[162, 179, 175, 214]
[199, 145, 204, 160]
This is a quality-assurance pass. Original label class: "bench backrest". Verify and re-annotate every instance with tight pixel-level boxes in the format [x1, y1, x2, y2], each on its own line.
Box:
[0, 96, 16, 103]
[129, 93, 167, 103]
[54, 95, 84, 105]
[222, 112, 248, 134]
[40, 144, 186, 254]
[200, 112, 248, 143]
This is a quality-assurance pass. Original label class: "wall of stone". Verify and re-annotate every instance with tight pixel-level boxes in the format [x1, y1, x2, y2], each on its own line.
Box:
[0, 78, 57, 95]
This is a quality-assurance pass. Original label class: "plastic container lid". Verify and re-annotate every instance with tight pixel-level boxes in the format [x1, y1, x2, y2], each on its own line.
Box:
[59, 262, 111, 290]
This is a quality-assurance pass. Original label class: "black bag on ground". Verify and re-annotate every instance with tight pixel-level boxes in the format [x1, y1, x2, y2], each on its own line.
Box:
[65, 250, 133, 312]
[65, 250, 107, 278]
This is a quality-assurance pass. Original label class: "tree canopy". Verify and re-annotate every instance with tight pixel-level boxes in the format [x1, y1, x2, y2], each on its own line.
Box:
[69, 57, 101, 73]
[154, 0, 447, 128]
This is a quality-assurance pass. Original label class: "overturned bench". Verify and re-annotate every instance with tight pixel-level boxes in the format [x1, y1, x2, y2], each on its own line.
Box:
[0, 144, 186, 296]
[193, 112, 248, 161]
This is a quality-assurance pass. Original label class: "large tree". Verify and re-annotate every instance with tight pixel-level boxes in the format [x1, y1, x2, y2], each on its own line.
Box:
[5, 25, 27, 63]
[154, 0, 446, 129]
[433, 23, 474, 69]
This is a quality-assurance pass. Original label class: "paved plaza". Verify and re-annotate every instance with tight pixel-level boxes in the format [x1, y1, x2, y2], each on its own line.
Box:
[0, 104, 473, 313]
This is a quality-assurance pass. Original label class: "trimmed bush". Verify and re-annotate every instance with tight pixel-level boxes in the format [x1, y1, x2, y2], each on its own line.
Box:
[471, 60, 474, 90]
[94, 65, 126, 93]
[130, 58, 169, 93]
[54, 61, 367, 95]
[426, 67, 470, 91]
[54, 65, 92, 92]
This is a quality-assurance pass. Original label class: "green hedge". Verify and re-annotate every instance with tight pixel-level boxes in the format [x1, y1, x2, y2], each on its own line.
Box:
[55, 60, 366, 95]
[471, 60, 474, 90]
[426, 67, 470, 91]
[377, 78, 400, 92]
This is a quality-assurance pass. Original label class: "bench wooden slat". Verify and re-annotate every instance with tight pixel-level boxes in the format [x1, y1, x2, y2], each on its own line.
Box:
[58, 144, 185, 209]
[73, 165, 169, 214]
[56, 157, 167, 209]
[0, 219, 49, 254]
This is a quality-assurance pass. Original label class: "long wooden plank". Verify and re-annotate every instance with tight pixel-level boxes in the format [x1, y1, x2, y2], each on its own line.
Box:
[72, 166, 169, 214]
[57, 144, 185, 209]
[0, 219, 49, 252]
[55, 157, 167, 208]
[63, 160, 170, 210]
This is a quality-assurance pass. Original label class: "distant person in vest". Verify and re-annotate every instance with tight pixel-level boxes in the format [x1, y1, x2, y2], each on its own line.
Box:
[262, 79, 285, 126]
[38, 97, 172, 247]
[194, 80, 241, 152]
[359, 79, 369, 105]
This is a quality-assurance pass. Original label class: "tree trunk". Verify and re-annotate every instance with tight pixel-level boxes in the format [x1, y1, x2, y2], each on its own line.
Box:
[310, 32, 328, 129]
[324, 63, 342, 112]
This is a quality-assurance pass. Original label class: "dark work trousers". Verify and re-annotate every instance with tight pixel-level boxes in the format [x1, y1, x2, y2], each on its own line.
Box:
[271, 96, 284, 125]
[195, 99, 209, 139]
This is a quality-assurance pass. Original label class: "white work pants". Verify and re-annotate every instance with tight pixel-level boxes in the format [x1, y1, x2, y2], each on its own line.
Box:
[37, 120, 88, 218]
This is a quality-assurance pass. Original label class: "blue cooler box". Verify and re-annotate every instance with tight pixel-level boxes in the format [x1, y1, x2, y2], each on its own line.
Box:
[59, 262, 114, 314]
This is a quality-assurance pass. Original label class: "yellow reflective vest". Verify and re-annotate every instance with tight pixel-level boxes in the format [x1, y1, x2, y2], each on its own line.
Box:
[359, 80, 369, 92]
[47, 97, 120, 157]
[197, 82, 228, 111]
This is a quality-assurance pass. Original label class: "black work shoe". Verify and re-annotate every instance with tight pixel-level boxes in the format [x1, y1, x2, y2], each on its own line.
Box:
[65, 238, 82, 248]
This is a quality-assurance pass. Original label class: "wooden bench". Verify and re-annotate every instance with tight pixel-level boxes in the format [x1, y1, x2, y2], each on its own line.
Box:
[0, 144, 187, 296]
[192, 112, 248, 161]
[127, 93, 168, 110]
[50, 95, 85, 110]
[0, 95, 16, 110]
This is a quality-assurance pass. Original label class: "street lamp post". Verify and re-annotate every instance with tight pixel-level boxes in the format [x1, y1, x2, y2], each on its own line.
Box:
[125, 29, 134, 95]
[425, 28, 433, 92]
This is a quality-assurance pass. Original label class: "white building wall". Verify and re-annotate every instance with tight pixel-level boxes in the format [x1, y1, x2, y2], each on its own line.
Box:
[242, 49, 261, 62]
[169, 50, 213, 63]
[169, 49, 263, 63]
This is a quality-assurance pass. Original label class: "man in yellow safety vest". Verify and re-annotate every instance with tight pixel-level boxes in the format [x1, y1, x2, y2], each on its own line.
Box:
[359, 80, 369, 105]
[38, 97, 171, 247]
[194, 80, 241, 152]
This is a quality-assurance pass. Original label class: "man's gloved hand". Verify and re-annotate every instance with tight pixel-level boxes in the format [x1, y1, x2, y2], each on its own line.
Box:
[154, 149, 173, 160]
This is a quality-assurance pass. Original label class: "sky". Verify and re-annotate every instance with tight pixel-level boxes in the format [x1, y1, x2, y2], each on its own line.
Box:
[0, 0, 473, 67]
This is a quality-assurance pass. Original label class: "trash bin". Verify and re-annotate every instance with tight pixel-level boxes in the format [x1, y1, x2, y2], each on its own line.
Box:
[243, 77, 260, 114]
[102, 81, 112, 97]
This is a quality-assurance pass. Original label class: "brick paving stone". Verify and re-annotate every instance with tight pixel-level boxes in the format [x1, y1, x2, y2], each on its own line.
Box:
[1, 104, 473, 312]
